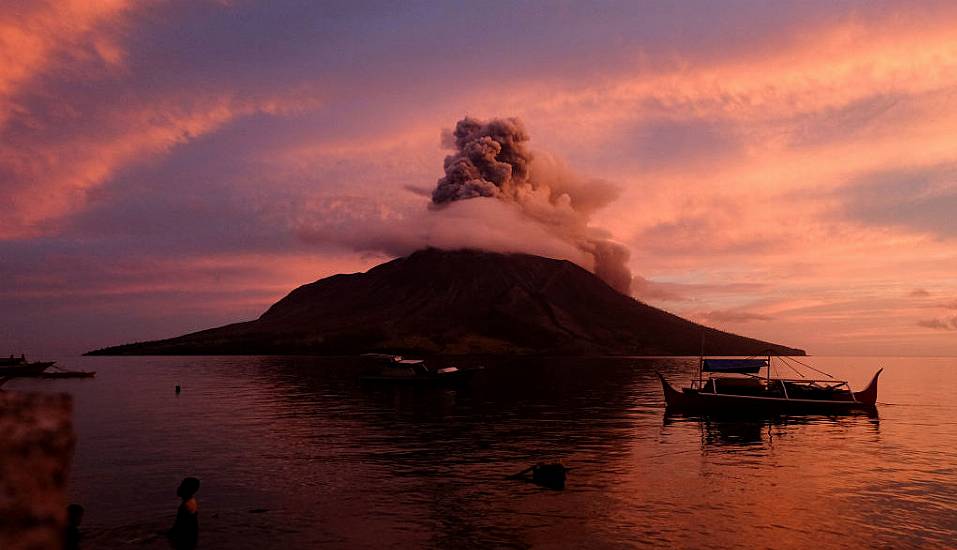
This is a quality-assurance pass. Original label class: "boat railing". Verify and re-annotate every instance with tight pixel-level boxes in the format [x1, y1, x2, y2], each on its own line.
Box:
[773, 378, 850, 386]
[689, 375, 852, 399]
[691, 376, 848, 386]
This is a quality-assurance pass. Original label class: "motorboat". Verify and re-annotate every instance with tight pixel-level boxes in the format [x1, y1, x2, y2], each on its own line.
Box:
[658, 355, 882, 414]
[359, 355, 477, 384]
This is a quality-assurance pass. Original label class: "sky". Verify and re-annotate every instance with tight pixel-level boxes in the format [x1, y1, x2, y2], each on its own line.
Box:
[2, 0, 957, 356]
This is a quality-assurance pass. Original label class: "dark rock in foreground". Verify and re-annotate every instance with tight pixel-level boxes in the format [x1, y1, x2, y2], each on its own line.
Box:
[0, 392, 74, 550]
[87, 248, 805, 356]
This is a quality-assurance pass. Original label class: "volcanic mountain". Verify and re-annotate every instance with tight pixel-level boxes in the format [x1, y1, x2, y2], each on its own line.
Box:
[88, 248, 804, 356]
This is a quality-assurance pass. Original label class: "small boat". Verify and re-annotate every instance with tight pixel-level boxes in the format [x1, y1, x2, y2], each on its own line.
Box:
[658, 355, 882, 414]
[0, 355, 55, 377]
[359, 355, 476, 384]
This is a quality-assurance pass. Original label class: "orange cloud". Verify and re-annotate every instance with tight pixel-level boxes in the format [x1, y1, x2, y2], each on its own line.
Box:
[514, 10, 957, 132]
[0, 1, 133, 126]
[490, 10, 957, 354]
[0, 2, 327, 239]
[6, 2, 957, 355]
[3, 96, 261, 239]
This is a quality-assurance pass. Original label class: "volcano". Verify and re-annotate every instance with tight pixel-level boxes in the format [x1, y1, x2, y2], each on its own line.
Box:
[87, 248, 804, 356]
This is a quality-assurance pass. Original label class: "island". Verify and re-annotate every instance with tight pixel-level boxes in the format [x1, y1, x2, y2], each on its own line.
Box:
[87, 248, 805, 357]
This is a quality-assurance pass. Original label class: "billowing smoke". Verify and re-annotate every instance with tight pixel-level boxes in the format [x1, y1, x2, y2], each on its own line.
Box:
[430, 116, 633, 294]
[294, 116, 633, 295]
[432, 117, 531, 203]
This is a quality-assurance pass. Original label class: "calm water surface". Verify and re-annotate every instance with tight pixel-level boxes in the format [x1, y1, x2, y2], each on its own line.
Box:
[8, 356, 957, 549]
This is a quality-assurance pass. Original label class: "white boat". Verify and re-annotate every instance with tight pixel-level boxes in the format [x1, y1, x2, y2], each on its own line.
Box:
[359, 356, 476, 384]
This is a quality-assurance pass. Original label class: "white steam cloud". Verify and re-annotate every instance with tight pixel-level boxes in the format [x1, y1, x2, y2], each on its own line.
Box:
[297, 116, 633, 295]
[431, 116, 632, 294]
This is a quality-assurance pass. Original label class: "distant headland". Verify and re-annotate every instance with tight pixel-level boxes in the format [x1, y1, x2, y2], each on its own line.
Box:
[86, 248, 805, 357]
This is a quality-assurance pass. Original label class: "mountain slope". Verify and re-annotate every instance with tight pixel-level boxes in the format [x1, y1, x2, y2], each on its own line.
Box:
[87, 248, 805, 356]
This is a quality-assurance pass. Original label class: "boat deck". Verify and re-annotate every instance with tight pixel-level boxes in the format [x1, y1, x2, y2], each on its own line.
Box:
[692, 377, 856, 402]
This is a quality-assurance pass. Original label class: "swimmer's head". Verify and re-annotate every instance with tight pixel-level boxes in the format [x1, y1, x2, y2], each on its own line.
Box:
[176, 477, 200, 499]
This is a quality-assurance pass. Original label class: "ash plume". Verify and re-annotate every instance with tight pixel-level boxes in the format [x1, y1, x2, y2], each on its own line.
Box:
[432, 117, 531, 203]
[431, 116, 633, 294]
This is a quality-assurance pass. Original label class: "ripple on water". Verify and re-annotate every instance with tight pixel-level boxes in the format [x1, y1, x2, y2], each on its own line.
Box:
[5, 355, 956, 548]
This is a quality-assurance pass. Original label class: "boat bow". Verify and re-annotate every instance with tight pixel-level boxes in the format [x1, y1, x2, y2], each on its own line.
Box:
[852, 368, 883, 405]
[657, 372, 690, 408]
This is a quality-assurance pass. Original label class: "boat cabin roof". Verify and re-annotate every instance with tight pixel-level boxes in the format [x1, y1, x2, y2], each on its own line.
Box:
[702, 358, 767, 374]
[361, 353, 403, 361]
[697, 356, 849, 385]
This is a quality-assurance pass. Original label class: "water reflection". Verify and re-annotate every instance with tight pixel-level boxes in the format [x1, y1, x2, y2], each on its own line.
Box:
[7, 355, 956, 549]
[241, 356, 650, 469]
[230, 356, 664, 548]
[664, 411, 881, 450]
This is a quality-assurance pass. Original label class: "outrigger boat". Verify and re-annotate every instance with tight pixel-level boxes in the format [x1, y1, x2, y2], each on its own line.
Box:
[658, 355, 882, 414]
[0, 355, 55, 377]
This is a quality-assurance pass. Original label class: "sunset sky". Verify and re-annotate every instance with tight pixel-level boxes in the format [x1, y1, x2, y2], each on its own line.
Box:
[3, 1, 957, 356]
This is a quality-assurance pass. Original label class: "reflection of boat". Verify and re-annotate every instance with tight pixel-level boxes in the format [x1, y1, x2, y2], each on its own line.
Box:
[0, 355, 55, 377]
[663, 410, 880, 450]
[359, 355, 477, 384]
[38, 371, 96, 379]
[658, 355, 882, 414]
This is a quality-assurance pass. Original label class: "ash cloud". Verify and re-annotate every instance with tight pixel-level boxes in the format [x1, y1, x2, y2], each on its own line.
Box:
[432, 117, 531, 203]
[430, 116, 632, 294]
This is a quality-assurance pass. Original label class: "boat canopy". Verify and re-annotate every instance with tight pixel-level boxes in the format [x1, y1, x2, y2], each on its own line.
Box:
[702, 358, 768, 373]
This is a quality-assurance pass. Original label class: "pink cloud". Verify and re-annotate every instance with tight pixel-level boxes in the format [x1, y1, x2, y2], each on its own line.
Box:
[0, 2, 328, 240]
[0, 1, 133, 126]
[917, 317, 957, 331]
[5, 2, 957, 356]
[694, 310, 772, 324]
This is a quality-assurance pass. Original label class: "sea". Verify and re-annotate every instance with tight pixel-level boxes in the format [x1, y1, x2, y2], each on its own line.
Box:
[6, 356, 957, 549]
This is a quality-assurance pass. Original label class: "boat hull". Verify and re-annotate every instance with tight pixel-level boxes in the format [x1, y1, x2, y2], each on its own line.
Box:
[359, 371, 471, 384]
[657, 371, 881, 415]
[0, 362, 54, 377]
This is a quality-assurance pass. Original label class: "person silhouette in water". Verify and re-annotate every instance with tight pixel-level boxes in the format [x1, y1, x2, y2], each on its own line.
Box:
[64, 503, 84, 550]
[168, 477, 200, 549]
